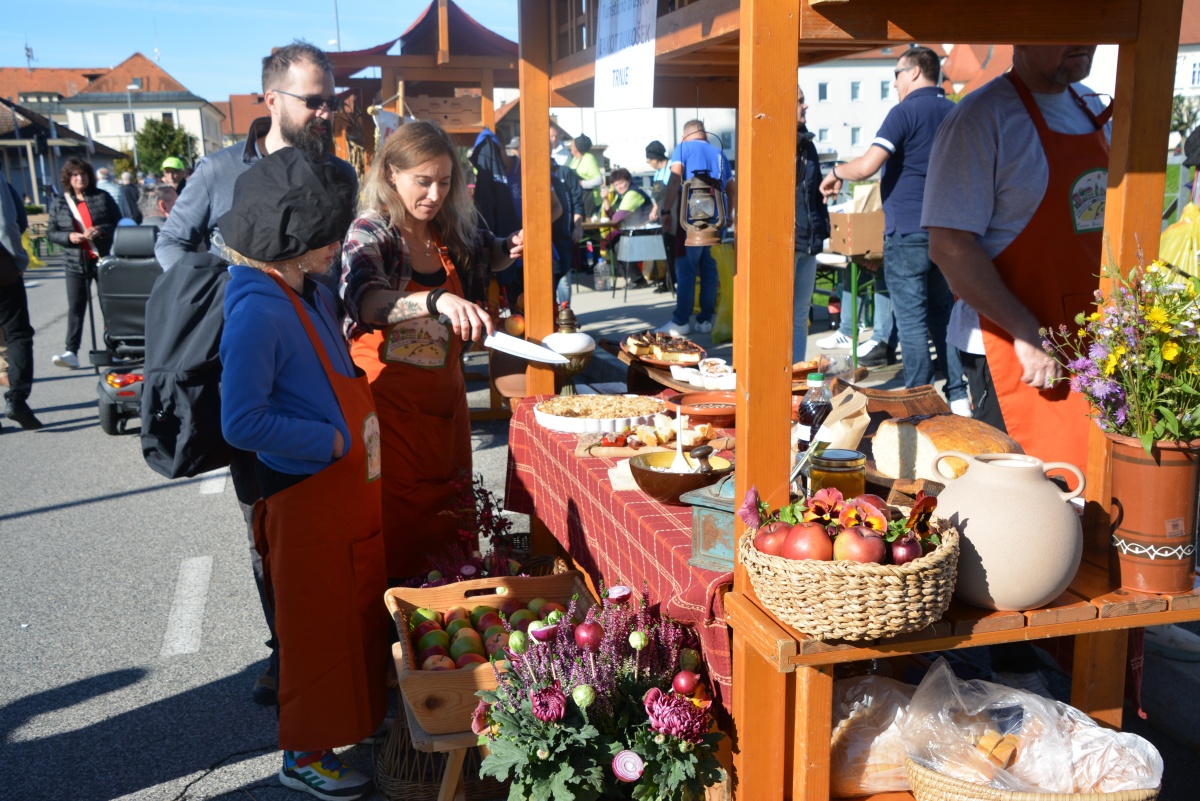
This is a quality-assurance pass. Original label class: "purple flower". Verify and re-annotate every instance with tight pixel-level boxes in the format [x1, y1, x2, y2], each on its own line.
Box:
[471, 699, 492, 735]
[643, 687, 710, 743]
[737, 486, 761, 529]
[530, 682, 567, 723]
[1088, 342, 1108, 363]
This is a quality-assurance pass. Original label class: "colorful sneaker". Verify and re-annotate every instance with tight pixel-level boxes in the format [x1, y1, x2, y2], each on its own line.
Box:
[815, 331, 851, 350]
[279, 750, 371, 800]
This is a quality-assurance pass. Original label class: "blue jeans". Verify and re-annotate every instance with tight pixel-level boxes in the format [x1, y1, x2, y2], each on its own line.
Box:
[838, 266, 895, 348]
[793, 252, 818, 361]
[883, 231, 965, 400]
[673, 245, 718, 325]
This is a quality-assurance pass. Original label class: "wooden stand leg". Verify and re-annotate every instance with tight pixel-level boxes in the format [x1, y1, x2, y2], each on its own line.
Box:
[1071, 629, 1128, 730]
[792, 664, 834, 801]
[732, 630, 789, 801]
[437, 747, 467, 801]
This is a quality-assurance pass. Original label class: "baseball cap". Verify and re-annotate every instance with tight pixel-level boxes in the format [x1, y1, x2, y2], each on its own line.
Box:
[161, 156, 186, 171]
[645, 140, 668, 160]
[506, 136, 521, 152]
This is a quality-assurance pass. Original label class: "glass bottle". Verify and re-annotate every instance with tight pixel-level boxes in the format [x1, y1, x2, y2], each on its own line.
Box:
[796, 372, 832, 454]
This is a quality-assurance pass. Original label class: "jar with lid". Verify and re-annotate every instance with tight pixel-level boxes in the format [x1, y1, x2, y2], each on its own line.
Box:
[808, 449, 866, 498]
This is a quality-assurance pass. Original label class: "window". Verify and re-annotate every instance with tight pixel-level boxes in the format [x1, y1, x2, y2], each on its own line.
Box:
[817, 129, 829, 143]
[93, 113, 102, 132]
[123, 113, 134, 133]
[130, 77, 143, 89]
[850, 81, 861, 101]
[162, 112, 174, 125]
[881, 81, 891, 100]
[1192, 61, 1200, 86]
[851, 127, 862, 147]
[818, 82, 828, 102]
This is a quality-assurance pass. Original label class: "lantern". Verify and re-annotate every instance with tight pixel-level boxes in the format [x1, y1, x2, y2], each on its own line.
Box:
[679, 169, 727, 247]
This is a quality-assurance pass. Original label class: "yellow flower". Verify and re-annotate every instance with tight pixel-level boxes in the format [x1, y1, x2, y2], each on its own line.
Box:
[1104, 353, 1118, 375]
[1078, 328, 1087, 338]
[1088, 311, 1102, 322]
[1162, 340, 1182, 362]
[1146, 306, 1171, 332]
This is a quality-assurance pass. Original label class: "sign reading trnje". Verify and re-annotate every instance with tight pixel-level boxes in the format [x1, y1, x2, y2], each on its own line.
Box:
[594, 0, 656, 111]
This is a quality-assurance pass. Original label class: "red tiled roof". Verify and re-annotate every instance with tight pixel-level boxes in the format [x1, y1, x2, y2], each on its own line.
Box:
[81, 52, 187, 95]
[0, 67, 107, 101]
[215, 93, 266, 137]
[1183, 0, 1200, 45]
[942, 44, 1013, 95]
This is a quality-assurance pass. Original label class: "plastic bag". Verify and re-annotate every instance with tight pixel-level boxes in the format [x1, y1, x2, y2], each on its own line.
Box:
[1159, 201, 1200, 278]
[830, 676, 915, 797]
[905, 657, 1162, 794]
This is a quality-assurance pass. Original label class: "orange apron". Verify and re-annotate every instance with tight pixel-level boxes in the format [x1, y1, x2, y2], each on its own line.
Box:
[253, 272, 389, 751]
[980, 72, 1111, 473]
[349, 231, 472, 580]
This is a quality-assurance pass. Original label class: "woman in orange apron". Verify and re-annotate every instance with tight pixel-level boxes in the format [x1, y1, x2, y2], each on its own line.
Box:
[979, 70, 1111, 474]
[217, 148, 387, 801]
[342, 121, 524, 581]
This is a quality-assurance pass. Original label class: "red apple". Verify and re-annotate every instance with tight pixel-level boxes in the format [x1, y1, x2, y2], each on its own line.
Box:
[453, 627, 482, 642]
[499, 598, 525, 617]
[411, 620, 443, 641]
[418, 644, 449, 663]
[857, 494, 890, 514]
[421, 654, 456, 671]
[526, 597, 548, 615]
[574, 621, 605, 652]
[455, 652, 489, 668]
[485, 632, 510, 656]
[443, 606, 470, 624]
[476, 611, 503, 633]
[482, 624, 507, 641]
[505, 313, 525, 336]
[833, 526, 887, 564]
[753, 520, 792, 556]
[780, 522, 834, 561]
[470, 605, 494, 626]
[538, 601, 567, 620]
[512, 616, 535, 632]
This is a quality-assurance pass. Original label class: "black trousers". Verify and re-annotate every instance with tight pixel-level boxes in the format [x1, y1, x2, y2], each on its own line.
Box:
[230, 448, 278, 681]
[0, 280, 34, 403]
[959, 350, 1007, 433]
[63, 268, 93, 354]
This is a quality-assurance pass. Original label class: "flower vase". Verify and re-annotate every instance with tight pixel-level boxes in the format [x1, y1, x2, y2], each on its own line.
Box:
[1107, 433, 1200, 594]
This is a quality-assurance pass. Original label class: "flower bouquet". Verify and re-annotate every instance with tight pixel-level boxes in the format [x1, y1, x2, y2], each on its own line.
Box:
[473, 589, 725, 801]
[1042, 257, 1200, 454]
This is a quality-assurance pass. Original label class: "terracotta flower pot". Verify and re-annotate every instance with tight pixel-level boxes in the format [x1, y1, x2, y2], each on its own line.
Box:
[1107, 433, 1200, 594]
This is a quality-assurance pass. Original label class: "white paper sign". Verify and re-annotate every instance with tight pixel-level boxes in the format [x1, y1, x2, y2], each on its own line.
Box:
[594, 0, 656, 111]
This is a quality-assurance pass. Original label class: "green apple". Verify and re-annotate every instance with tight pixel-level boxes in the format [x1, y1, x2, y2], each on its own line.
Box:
[415, 629, 450, 653]
[470, 605, 494, 626]
[482, 624, 507, 641]
[445, 618, 472, 637]
[409, 607, 442, 628]
[526, 597, 548, 615]
[454, 626, 482, 642]
[450, 636, 486, 660]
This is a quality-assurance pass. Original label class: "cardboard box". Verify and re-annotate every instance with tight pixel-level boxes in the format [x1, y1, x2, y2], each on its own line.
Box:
[828, 210, 885, 260]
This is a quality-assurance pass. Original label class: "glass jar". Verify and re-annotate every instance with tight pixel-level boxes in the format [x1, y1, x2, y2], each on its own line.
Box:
[808, 449, 866, 498]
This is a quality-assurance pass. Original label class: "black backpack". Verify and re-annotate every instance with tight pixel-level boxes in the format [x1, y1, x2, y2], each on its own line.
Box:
[140, 252, 233, 478]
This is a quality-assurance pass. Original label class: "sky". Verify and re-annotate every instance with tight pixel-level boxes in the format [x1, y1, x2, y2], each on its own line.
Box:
[3, 0, 519, 103]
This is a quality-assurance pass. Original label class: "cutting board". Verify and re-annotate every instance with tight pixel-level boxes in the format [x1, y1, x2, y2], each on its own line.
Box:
[575, 435, 735, 459]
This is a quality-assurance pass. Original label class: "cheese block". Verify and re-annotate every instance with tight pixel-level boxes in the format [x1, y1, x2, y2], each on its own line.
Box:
[651, 339, 704, 364]
[626, 331, 655, 356]
[873, 413, 1023, 481]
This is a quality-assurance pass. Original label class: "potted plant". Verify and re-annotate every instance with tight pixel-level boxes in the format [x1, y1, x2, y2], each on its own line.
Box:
[472, 590, 725, 800]
[1043, 257, 1200, 593]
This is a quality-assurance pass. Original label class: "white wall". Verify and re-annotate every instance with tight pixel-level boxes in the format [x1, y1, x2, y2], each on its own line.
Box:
[548, 106, 737, 175]
[66, 101, 225, 164]
[798, 57, 898, 161]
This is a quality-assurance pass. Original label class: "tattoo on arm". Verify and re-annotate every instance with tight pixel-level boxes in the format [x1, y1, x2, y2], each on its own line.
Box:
[371, 295, 427, 325]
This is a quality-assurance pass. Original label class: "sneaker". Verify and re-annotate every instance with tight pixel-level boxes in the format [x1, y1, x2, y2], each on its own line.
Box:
[52, 351, 80, 370]
[6, 399, 43, 430]
[693, 320, 714, 334]
[856, 339, 883, 359]
[991, 669, 1054, 700]
[1145, 624, 1200, 662]
[656, 320, 691, 337]
[279, 750, 371, 801]
[950, 398, 973, 417]
[816, 331, 851, 350]
[251, 668, 277, 706]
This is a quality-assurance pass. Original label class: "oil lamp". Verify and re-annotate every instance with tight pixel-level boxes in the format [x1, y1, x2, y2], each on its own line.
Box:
[680, 169, 727, 247]
[541, 303, 595, 396]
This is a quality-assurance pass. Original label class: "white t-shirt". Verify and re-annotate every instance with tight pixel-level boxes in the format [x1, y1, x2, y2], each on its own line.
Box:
[921, 76, 1111, 353]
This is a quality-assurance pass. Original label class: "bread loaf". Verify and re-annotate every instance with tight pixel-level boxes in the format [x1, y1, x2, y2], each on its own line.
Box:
[873, 413, 1022, 481]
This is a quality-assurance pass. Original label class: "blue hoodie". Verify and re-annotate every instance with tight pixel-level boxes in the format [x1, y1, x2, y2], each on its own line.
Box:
[220, 265, 354, 476]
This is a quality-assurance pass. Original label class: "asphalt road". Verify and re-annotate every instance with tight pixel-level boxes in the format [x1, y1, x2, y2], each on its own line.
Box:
[3, 254, 1198, 800]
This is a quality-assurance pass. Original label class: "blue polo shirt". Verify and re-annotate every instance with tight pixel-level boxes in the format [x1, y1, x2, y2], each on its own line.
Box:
[873, 85, 955, 236]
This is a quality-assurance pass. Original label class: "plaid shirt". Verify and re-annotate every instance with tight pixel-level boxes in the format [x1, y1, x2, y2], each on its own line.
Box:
[341, 211, 498, 338]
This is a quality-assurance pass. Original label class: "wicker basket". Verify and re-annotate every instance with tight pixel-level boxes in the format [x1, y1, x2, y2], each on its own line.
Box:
[905, 757, 1159, 801]
[738, 520, 959, 641]
[372, 714, 506, 801]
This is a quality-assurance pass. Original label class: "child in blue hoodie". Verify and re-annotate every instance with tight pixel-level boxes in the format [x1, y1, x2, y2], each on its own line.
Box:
[217, 147, 387, 801]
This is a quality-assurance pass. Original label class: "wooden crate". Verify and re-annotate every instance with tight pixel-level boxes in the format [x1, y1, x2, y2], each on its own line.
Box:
[384, 571, 595, 735]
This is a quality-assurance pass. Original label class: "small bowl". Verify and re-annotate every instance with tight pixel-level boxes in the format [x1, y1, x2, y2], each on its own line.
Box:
[663, 391, 736, 429]
[628, 451, 733, 506]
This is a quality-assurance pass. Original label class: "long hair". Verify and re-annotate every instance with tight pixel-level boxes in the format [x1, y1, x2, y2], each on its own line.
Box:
[60, 157, 95, 193]
[358, 121, 477, 269]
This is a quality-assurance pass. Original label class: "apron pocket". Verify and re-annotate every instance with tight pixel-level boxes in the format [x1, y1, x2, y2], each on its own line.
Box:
[351, 530, 389, 620]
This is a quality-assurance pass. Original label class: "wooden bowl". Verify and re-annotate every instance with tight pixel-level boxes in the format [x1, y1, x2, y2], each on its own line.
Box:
[628, 451, 733, 505]
[663, 391, 737, 429]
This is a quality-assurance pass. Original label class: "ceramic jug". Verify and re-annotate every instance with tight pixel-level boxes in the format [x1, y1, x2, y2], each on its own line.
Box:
[932, 451, 1085, 611]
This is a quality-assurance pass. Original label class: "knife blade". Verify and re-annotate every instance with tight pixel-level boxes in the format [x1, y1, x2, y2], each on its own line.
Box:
[483, 331, 570, 364]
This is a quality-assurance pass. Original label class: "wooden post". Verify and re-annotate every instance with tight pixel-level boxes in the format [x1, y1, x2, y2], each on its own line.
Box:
[732, 625, 790, 801]
[481, 69, 496, 132]
[381, 68, 399, 114]
[1071, 629, 1129, 729]
[732, 0, 800, 594]
[791, 665, 834, 801]
[1083, 0, 1184, 561]
[518, 0, 556, 396]
[437, 0, 451, 66]
[25, 143, 39, 206]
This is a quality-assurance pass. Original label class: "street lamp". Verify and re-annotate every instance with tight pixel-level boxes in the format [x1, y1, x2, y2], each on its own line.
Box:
[125, 82, 139, 169]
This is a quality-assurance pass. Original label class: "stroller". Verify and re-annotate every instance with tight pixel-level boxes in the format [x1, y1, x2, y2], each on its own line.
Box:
[89, 225, 163, 435]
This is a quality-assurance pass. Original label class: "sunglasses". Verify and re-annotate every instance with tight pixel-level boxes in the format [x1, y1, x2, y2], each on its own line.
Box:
[894, 65, 914, 78]
[274, 89, 343, 112]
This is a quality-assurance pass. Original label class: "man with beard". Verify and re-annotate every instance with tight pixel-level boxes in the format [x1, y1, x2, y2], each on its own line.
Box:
[153, 40, 357, 708]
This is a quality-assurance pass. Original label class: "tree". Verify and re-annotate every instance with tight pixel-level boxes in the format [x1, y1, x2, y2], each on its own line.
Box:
[1171, 95, 1200, 136]
[134, 118, 198, 174]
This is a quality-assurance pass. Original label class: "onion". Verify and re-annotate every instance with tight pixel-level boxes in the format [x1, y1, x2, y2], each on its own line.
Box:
[529, 622, 559, 642]
[672, 670, 701, 695]
[612, 749, 645, 781]
[891, 535, 923, 566]
[606, 585, 632, 605]
[459, 564, 478, 579]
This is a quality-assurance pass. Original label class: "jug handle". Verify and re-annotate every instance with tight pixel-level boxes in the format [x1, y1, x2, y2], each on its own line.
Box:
[1042, 462, 1086, 501]
[931, 451, 974, 480]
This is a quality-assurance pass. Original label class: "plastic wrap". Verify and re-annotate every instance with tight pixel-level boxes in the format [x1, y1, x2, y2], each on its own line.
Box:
[1160, 202, 1200, 278]
[830, 675, 916, 797]
[905, 657, 1162, 794]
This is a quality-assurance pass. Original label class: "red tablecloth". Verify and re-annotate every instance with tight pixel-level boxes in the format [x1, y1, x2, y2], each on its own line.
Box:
[504, 397, 734, 710]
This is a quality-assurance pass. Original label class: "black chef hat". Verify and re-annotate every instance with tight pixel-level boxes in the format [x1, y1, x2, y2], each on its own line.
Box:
[645, 140, 667, 160]
[217, 147, 355, 263]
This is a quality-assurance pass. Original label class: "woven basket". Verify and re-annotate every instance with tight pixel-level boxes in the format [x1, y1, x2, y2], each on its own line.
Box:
[738, 519, 959, 641]
[372, 715, 506, 801]
[905, 757, 1159, 801]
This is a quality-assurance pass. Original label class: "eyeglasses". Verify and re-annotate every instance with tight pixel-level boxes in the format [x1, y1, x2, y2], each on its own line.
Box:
[894, 66, 914, 78]
[273, 89, 343, 112]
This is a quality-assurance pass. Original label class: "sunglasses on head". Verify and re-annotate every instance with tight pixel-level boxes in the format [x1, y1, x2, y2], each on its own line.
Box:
[274, 89, 344, 112]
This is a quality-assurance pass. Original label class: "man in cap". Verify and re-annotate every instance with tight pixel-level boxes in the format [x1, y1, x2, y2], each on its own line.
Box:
[645, 139, 675, 293]
[160, 157, 188, 196]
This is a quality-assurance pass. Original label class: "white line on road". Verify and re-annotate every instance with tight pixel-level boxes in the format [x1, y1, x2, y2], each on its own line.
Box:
[160, 556, 213, 657]
[198, 468, 229, 495]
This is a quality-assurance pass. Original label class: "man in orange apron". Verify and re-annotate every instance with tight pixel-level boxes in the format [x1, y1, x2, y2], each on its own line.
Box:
[924, 45, 1112, 474]
[217, 148, 388, 800]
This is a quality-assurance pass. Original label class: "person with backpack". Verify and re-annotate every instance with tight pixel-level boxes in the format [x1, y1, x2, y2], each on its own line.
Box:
[218, 147, 387, 801]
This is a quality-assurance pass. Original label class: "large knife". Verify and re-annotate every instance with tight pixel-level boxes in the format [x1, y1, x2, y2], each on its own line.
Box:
[483, 331, 569, 364]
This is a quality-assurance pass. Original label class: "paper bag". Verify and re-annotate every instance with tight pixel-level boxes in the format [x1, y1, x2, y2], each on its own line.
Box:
[852, 182, 882, 213]
[792, 389, 870, 453]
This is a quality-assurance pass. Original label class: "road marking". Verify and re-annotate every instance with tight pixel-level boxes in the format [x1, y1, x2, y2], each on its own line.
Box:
[160, 556, 213, 657]
[198, 468, 229, 495]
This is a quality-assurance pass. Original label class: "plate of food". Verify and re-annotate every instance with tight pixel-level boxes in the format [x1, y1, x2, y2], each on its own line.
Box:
[533, 395, 667, 433]
[622, 330, 706, 367]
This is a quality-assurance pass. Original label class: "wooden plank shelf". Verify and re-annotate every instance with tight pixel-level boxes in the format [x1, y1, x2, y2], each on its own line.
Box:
[1168, 577, 1200, 611]
[1023, 591, 1098, 627]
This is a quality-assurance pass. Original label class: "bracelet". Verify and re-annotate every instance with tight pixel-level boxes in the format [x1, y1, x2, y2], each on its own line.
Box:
[831, 165, 841, 182]
[426, 288, 446, 317]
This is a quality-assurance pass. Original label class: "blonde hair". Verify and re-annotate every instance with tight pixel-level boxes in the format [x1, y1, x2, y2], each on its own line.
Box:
[358, 121, 477, 268]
